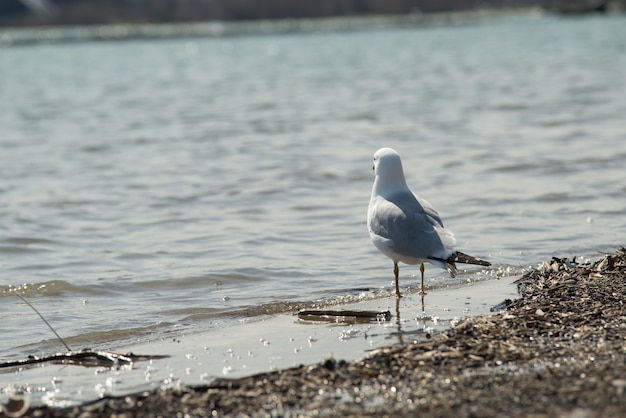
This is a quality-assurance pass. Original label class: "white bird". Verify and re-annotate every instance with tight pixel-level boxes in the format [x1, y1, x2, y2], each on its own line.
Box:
[367, 147, 490, 297]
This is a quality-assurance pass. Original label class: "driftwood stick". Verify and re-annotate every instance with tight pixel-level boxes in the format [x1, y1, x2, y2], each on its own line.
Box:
[0, 350, 170, 369]
[298, 309, 392, 322]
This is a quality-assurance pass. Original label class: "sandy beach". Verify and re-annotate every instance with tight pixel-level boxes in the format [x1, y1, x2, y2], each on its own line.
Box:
[10, 247, 625, 417]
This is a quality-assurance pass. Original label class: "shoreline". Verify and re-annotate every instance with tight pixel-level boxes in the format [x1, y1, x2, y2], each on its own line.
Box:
[21, 247, 626, 417]
[0, 8, 541, 47]
[2, 273, 518, 411]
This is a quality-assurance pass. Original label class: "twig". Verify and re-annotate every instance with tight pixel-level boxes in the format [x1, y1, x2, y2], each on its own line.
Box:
[0, 350, 170, 369]
[8, 294, 171, 371]
[16, 293, 72, 351]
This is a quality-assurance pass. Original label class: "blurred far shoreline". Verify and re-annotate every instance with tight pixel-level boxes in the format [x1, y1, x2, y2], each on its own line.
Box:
[0, 9, 539, 46]
[1, 1, 624, 47]
[1, 0, 623, 29]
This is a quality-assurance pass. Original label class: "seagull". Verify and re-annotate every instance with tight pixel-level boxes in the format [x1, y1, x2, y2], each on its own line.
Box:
[367, 147, 490, 297]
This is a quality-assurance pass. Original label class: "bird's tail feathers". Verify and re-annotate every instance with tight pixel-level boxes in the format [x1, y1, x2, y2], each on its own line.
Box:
[445, 261, 458, 278]
[428, 251, 490, 278]
[427, 257, 459, 278]
[453, 251, 491, 266]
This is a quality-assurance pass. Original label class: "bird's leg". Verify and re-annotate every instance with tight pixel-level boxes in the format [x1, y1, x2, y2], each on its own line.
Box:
[418, 263, 427, 295]
[393, 262, 401, 298]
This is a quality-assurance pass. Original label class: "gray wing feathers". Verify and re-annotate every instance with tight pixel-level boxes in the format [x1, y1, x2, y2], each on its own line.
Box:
[371, 191, 455, 259]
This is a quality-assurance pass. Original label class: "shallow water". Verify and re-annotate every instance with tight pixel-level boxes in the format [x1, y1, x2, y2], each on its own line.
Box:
[1, 11, 625, 362]
[1, 277, 520, 408]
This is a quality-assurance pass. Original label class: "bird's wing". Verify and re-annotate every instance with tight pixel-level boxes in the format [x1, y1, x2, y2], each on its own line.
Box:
[369, 190, 456, 260]
[415, 194, 457, 251]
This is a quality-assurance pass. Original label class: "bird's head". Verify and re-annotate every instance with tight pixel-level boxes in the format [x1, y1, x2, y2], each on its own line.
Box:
[373, 148, 405, 178]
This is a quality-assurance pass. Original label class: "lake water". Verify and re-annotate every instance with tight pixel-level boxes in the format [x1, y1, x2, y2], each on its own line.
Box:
[1, 11, 625, 362]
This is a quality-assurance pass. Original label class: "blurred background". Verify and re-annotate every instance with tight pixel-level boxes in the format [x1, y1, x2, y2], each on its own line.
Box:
[1, 0, 624, 372]
[1, 0, 624, 26]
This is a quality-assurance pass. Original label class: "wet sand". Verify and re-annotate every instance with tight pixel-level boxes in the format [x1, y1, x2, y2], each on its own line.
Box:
[18, 248, 626, 416]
